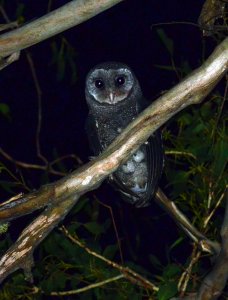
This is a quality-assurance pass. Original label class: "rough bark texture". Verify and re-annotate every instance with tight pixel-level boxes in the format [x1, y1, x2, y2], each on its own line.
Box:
[0, 38, 227, 287]
[0, 0, 123, 58]
[0, 1, 228, 297]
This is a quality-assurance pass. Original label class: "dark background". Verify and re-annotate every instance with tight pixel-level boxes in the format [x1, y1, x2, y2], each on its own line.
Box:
[0, 0, 224, 289]
[0, 0, 212, 163]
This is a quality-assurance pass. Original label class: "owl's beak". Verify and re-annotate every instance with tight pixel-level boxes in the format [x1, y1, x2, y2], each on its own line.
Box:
[109, 92, 115, 104]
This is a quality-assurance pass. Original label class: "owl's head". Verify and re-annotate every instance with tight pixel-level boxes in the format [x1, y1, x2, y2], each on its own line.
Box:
[85, 62, 139, 105]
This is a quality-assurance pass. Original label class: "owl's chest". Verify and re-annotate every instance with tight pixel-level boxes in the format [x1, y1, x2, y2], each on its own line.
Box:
[94, 106, 137, 148]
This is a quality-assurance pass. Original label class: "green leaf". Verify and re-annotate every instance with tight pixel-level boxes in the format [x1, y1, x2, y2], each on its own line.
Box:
[178, 113, 193, 126]
[41, 271, 67, 293]
[158, 282, 177, 300]
[192, 122, 206, 134]
[169, 236, 184, 252]
[71, 197, 89, 214]
[212, 138, 228, 177]
[16, 3, 25, 18]
[149, 254, 163, 269]
[0, 103, 10, 118]
[156, 28, 174, 55]
[67, 221, 82, 232]
[83, 222, 105, 235]
[103, 244, 118, 260]
[0, 222, 9, 234]
[180, 59, 192, 75]
[163, 264, 181, 279]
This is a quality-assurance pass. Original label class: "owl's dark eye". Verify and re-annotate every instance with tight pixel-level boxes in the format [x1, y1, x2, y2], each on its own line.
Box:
[95, 79, 104, 89]
[115, 76, 125, 87]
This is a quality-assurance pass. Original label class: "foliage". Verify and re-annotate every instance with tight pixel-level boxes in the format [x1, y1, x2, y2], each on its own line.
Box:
[0, 1, 227, 299]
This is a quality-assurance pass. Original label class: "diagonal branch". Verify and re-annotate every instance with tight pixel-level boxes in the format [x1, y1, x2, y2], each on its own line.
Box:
[155, 188, 221, 255]
[0, 0, 123, 59]
[0, 37, 227, 223]
[60, 226, 158, 291]
[0, 37, 227, 284]
[0, 194, 79, 284]
[50, 274, 125, 296]
[197, 189, 228, 299]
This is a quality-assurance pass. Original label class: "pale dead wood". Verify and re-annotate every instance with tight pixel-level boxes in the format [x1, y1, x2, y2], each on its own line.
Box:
[0, 0, 123, 60]
[0, 38, 227, 286]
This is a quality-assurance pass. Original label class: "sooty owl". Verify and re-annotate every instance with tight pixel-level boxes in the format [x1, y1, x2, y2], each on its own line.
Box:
[85, 62, 163, 207]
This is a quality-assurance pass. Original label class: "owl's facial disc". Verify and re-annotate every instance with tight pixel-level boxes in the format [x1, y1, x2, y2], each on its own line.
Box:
[87, 68, 134, 105]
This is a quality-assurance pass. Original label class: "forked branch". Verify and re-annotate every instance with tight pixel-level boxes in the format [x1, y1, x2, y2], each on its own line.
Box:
[0, 38, 227, 287]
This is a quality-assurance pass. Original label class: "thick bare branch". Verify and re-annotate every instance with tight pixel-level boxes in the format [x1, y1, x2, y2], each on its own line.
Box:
[155, 189, 220, 255]
[0, 38, 227, 284]
[197, 190, 228, 299]
[0, 194, 79, 283]
[0, 37, 227, 223]
[173, 190, 228, 300]
[0, 0, 123, 59]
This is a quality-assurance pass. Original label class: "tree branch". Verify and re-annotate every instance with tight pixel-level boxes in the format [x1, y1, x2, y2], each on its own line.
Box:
[155, 188, 220, 255]
[0, 0, 123, 59]
[0, 37, 227, 285]
[197, 189, 228, 299]
[173, 189, 228, 300]
[0, 37, 227, 222]
[0, 194, 79, 283]
[50, 274, 125, 296]
[60, 226, 158, 291]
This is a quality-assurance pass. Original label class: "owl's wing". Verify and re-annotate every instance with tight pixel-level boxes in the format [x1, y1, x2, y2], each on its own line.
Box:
[86, 113, 102, 156]
[86, 108, 164, 208]
[132, 99, 164, 207]
[109, 129, 164, 208]
[145, 129, 164, 204]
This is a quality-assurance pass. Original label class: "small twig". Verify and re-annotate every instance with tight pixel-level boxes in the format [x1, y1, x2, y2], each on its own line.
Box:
[155, 188, 221, 255]
[178, 244, 201, 296]
[60, 226, 158, 292]
[0, 147, 44, 171]
[50, 274, 124, 296]
[0, 5, 11, 23]
[204, 189, 226, 228]
[94, 195, 124, 264]
[0, 51, 20, 70]
[25, 52, 48, 165]
[165, 150, 197, 160]
[215, 74, 228, 128]
[197, 189, 228, 299]
[0, 5, 47, 167]
[207, 181, 213, 210]
[0, 147, 65, 176]
[50, 154, 83, 166]
[0, 160, 30, 192]
[0, 22, 18, 32]
[151, 21, 199, 29]
[47, 0, 53, 13]
[0, 146, 83, 177]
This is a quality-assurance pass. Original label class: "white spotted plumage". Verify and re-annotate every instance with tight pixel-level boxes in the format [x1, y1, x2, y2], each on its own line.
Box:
[85, 62, 164, 207]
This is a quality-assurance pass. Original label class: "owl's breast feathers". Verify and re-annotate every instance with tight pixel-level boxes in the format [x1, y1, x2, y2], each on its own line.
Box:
[86, 100, 163, 207]
[88, 95, 138, 147]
